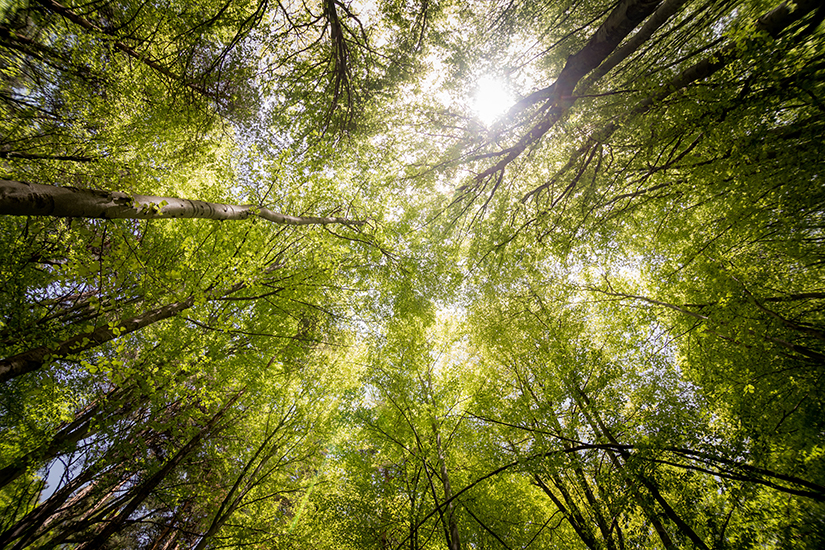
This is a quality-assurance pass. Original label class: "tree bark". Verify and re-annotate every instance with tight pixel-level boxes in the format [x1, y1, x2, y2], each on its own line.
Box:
[1, 452, 123, 549]
[0, 295, 198, 382]
[0, 180, 365, 227]
[533, 474, 600, 550]
[32, 0, 214, 98]
[0, 397, 103, 490]
[432, 418, 461, 550]
[470, 0, 662, 183]
[522, 0, 820, 203]
[573, 386, 709, 550]
[0, 263, 288, 382]
[75, 389, 245, 549]
[578, 0, 690, 91]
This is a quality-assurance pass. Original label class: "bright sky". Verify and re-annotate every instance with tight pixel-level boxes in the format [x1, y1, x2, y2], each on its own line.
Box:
[472, 76, 513, 126]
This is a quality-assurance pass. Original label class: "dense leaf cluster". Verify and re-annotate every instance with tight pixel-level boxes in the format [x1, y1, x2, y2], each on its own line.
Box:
[0, 0, 823, 549]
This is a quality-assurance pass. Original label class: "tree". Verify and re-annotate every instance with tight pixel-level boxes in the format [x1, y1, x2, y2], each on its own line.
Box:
[2, 0, 825, 548]
[0, 180, 367, 227]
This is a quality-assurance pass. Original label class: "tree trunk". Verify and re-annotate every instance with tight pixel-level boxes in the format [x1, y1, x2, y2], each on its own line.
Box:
[0, 180, 365, 227]
[522, 0, 820, 204]
[0, 401, 100, 490]
[0, 295, 196, 382]
[74, 389, 245, 549]
[423, 369, 460, 550]
[2, 459, 126, 550]
[578, 0, 690, 91]
[517, 370, 619, 550]
[192, 407, 291, 550]
[148, 500, 193, 550]
[3, 406, 186, 550]
[533, 474, 600, 550]
[543, 413, 618, 550]
[0, 264, 285, 382]
[32, 0, 213, 98]
[471, 0, 662, 183]
[573, 386, 709, 550]
[432, 418, 461, 550]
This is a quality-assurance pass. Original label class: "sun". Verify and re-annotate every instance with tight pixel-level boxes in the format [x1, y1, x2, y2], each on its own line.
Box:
[472, 76, 513, 126]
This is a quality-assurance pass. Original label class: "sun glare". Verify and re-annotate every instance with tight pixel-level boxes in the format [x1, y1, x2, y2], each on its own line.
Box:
[472, 76, 513, 126]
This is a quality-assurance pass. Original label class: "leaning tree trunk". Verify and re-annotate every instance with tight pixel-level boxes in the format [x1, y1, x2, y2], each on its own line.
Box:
[0, 264, 285, 382]
[0, 294, 198, 382]
[71, 389, 245, 550]
[573, 385, 710, 550]
[533, 474, 602, 550]
[0, 180, 365, 227]
[469, 0, 662, 184]
[432, 418, 461, 550]
[521, 0, 820, 204]
[191, 413, 289, 550]
[0, 391, 110, 490]
[542, 412, 620, 550]
[1, 448, 125, 550]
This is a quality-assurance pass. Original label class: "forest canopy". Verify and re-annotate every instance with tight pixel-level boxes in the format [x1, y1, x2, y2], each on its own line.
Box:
[0, 0, 824, 548]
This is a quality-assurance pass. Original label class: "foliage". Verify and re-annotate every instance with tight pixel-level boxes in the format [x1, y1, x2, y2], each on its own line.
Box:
[1, 0, 824, 548]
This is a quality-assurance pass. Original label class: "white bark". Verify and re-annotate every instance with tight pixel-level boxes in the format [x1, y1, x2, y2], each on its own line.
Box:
[0, 180, 364, 226]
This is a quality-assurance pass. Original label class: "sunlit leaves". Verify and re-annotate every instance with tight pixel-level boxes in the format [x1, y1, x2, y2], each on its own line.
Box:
[1, 0, 825, 548]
